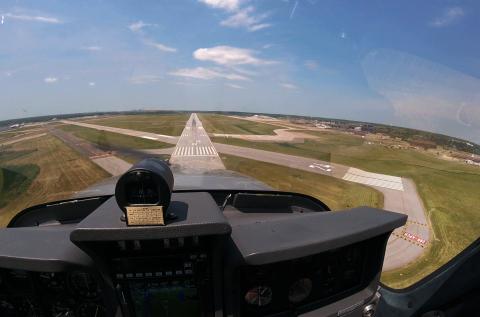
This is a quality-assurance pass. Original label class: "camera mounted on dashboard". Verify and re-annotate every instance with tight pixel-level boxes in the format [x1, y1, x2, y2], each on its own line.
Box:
[115, 158, 174, 226]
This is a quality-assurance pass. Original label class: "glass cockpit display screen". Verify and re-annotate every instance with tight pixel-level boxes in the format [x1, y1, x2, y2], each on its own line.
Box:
[130, 280, 201, 317]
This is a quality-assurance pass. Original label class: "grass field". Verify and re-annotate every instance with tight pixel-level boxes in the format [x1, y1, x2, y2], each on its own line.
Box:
[59, 125, 171, 149]
[199, 114, 284, 135]
[213, 130, 364, 162]
[0, 165, 39, 208]
[220, 154, 383, 211]
[83, 114, 189, 136]
[213, 138, 335, 161]
[116, 153, 170, 165]
[0, 135, 110, 226]
[215, 131, 480, 288]
[0, 131, 21, 142]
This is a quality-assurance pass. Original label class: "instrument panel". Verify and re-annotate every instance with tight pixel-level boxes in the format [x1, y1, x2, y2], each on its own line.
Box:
[0, 269, 106, 317]
[106, 236, 216, 317]
[238, 236, 385, 316]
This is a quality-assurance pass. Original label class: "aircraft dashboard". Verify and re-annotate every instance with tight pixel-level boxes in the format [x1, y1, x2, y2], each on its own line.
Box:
[0, 159, 407, 317]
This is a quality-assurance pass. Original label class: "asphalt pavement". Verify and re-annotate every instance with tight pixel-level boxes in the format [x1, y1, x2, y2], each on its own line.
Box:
[169, 113, 225, 172]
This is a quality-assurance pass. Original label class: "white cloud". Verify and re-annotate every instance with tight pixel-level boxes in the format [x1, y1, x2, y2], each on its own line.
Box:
[129, 75, 163, 84]
[289, 1, 299, 19]
[220, 6, 271, 32]
[304, 60, 318, 70]
[193, 46, 275, 66]
[170, 67, 249, 81]
[198, 0, 241, 12]
[44, 77, 58, 83]
[3, 12, 62, 24]
[248, 23, 271, 32]
[199, 0, 271, 32]
[81, 46, 102, 51]
[145, 40, 177, 53]
[430, 7, 464, 27]
[226, 83, 244, 89]
[88, 82, 95, 86]
[128, 20, 157, 32]
[280, 83, 297, 89]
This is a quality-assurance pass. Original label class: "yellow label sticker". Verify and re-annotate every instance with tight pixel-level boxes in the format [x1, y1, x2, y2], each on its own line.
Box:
[126, 205, 164, 226]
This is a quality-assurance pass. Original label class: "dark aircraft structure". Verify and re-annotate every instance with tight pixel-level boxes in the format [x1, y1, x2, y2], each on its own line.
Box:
[0, 158, 478, 316]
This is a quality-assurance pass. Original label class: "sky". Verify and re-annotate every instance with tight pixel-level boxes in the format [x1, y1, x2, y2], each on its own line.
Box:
[0, 0, 479, 142]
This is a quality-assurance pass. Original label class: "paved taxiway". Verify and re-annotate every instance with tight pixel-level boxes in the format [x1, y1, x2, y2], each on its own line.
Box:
[60, 120, 178, 145]
[50, 129, 131, 176]
[0, 133, 47, 146]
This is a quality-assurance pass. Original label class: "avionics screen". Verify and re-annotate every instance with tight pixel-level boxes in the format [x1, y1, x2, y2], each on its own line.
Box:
[130, 280, 201, 317]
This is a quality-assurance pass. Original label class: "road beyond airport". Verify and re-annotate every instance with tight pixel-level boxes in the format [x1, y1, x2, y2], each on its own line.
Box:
[61, 113, 430, 271]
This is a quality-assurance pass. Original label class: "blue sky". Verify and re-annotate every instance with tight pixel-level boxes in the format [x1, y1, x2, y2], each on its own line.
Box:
[1, 0, 479, 142]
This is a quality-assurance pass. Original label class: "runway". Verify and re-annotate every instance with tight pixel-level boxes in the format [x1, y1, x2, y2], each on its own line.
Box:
[168, 113, 225, 172]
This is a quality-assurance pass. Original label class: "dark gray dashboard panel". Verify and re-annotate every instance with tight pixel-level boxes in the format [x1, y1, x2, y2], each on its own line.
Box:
[0, 227, 93, 271]
[74, 171, 272, 199]
[70, 192, 231, 242]
[231, 207, 407, 265]
[8, 196, 109, 227]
